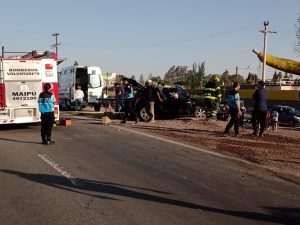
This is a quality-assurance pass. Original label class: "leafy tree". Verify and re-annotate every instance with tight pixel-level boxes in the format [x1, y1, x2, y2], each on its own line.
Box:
[234, 74, 245, 84]
[116, 74, 124, 83]
[272, 71, 278, 80]
[188, 62, 205, 89]
[221, 70, 231, 86]
[246, 72, 257, 85]
[272, 71, 284, 80]
[283, 72, 290, 78]
[130, 75, 136, 80]
[151, 76, 162, 83]
[164, 65, 189, 84]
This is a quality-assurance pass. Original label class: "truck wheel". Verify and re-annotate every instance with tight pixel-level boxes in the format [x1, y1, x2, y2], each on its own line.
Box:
[94, 104, 101, 112]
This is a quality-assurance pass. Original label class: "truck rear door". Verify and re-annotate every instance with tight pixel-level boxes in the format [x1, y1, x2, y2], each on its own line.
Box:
[87, 66, 102, 103]
[3, 60, 42, 108]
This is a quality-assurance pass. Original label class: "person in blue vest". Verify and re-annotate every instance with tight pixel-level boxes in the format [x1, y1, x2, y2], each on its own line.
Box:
[121, 78, 136, 123]
[223, 82, 241, 137]
[38, 83, 56, 145]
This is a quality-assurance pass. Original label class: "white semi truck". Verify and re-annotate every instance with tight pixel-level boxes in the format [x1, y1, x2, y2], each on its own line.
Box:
[59, 65, 103, 111]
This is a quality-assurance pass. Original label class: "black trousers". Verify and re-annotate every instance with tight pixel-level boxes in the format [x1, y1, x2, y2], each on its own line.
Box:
[224, 109, 240, 135]
[41, 112, 54, 142]
[252, 110, 267, 135]
[123, 98, 135, 121]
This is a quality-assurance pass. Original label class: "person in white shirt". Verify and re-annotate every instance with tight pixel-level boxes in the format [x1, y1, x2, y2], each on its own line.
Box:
[74, 86, 85, 111]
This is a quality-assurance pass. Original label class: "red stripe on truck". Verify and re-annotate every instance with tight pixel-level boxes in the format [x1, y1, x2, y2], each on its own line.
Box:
[0, 83, 6, 108]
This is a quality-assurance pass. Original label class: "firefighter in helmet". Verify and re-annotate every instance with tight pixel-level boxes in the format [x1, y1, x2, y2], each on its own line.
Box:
[204, 75, 222, 118]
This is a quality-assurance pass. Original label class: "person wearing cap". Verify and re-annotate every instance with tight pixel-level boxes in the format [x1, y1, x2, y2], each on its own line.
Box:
[38, 83, 56, 145]
[203, 76, 222, 118]
[145, 79, 163, 122]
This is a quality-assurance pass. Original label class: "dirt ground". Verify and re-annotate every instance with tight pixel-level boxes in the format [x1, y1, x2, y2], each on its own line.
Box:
[115, 117, 300, 184]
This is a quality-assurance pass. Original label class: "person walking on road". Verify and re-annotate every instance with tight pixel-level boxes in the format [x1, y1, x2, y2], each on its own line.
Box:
[38, 83, 56, 145]
[223, 82, 241, 137]
[252, 80, 268, 137]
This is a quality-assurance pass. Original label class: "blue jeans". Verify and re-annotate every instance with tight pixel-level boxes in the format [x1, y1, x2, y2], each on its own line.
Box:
[75, 98, 83, 111]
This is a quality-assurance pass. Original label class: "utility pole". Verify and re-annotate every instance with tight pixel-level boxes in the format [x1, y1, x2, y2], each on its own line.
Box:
[259, 21, 276, 82]
[52, 33, 61, 59]
[235, 66, 238, 81]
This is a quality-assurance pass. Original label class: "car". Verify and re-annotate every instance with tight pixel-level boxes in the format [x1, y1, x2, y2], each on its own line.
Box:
[129, 79, 206, 121]
[269, 105, 300, 127]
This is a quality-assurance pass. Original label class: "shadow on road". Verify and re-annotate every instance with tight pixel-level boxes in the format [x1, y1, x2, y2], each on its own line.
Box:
[0, 137, 41, 144]
[1, 169, 299, 224]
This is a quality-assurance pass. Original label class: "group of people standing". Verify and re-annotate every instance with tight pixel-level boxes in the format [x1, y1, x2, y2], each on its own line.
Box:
[115, 78, 164, 124]
[223, 80, 278, 137]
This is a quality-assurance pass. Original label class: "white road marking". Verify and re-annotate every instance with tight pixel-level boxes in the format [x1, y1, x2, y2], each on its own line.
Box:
[38, 154, 78, 186]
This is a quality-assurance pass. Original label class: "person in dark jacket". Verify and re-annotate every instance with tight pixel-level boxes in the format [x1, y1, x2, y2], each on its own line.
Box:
[252, 80, 268, 137]
[38, 83, 56, 145]
[145, 80, 163, 122]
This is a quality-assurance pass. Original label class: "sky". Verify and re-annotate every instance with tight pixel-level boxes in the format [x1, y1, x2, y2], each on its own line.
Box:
[1, 0, 300, 80]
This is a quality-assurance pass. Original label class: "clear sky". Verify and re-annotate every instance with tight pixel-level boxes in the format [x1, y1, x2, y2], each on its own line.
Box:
[1, 0, 299, 80]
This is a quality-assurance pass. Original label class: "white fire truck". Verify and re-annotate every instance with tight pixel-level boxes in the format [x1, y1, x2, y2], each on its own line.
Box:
[0, 49, 59, 125]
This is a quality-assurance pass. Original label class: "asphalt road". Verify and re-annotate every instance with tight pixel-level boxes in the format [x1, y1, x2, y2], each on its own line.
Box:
[0, 115, 299, 225]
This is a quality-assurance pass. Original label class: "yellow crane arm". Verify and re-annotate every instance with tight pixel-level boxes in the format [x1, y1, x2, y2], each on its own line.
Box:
[253, 49, 300, 75]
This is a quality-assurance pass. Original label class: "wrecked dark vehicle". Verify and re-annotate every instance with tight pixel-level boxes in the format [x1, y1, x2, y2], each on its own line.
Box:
[129, 79, 206, 122]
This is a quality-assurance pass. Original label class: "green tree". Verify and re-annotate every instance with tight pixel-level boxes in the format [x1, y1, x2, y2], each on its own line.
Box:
[116, 74, 124, 83]
[221, 70, 231, 86]
[283, 72, 290, 78]
[246, 72, 257, 85]
[234, 74, 245, 84]
[151, 76, 162, 83]
[188, 62, 205, 89]
[272, 71, 278, 80]
[164, 65, 189, 84]
[130, 75, 136, 80]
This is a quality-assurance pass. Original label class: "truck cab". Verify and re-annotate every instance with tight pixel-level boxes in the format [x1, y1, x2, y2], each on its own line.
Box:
[59, 65, 103, 111]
